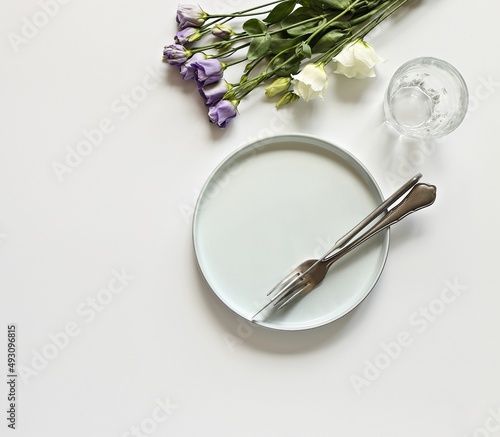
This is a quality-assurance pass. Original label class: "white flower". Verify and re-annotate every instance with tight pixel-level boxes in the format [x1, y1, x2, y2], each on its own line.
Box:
[291, 64, 328, 102]
[332, 39, 385, 79]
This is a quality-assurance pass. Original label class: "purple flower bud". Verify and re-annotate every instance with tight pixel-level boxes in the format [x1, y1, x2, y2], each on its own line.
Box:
[176, 4, 206, 29]
[193, 58, 224, 87]
[199, 80, 230, 106]
[163, 44, 190, 66]
[179, 52, 205, 80]
[211, 24, 233, 40]
[208, 100, 238, 128]
[174, 27, 197, 45]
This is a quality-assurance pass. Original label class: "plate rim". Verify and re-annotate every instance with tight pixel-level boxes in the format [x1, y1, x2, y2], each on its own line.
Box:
[192, 133, 390, 331]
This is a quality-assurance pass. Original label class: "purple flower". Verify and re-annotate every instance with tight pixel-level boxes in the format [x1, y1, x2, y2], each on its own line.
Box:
[174, 27, 197, 45]
[193, 58, 224, 87]
[163, 44, 190, 66]
[176, 4, 206, 29]
[208, 100, 238, 128]
[199, 80, 230, 106]
[179, 52, 205, 80]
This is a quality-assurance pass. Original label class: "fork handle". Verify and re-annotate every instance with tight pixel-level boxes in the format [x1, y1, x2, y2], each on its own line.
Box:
[323, 183, 437, 267]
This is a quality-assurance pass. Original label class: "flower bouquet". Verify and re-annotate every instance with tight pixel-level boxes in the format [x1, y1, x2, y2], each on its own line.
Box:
[163, 0, 412, 128]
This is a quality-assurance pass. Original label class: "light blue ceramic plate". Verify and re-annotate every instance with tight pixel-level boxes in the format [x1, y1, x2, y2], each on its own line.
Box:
[193, 134, 389, 330]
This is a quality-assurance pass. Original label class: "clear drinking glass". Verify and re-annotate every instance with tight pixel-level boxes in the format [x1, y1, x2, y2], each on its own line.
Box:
[384, 57, 469, 139]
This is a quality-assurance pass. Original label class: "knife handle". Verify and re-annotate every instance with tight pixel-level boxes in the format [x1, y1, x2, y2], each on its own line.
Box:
[324, 183, 437, 268]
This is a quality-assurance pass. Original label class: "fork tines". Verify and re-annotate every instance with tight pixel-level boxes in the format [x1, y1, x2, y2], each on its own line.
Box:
[252, 269, 310, 320]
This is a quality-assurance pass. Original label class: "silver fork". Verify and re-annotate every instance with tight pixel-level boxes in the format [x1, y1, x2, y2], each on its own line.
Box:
[251, 177, 436, 320]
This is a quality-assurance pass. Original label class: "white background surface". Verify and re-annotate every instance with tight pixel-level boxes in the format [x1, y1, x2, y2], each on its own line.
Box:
[1, 0, 499, 436]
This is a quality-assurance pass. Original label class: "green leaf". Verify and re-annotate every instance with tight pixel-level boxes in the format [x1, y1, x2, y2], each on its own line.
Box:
[247, 34, 271, 60]
[312, 29, 346, 53]
[282, 8, 322, 36]
[269, 33, 302, 55]
[287, 17, 325, 36]
[297, 0, 327, 11]
[269, 55, 301, 77]
[243, 18, 267, 36]
[297, 0, 317, 8]
[330, 21, 351, 29]
[275, 62, 301, 77]
[321, 0, 351, 9]
[264, 0, 297, 24]
[281, 6, 316, 25]
[299, 0, 350, 9]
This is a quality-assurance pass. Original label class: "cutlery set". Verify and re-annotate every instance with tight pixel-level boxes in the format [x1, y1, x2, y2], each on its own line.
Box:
[252, 173, 436, 320]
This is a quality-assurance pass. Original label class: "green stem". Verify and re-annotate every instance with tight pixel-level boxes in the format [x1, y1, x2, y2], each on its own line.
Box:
[244, 53, 269, 76]
[264, 44, 301, 75]
[305, 0, 364, 45]
[193, 13, 330, 56]
[214, 41, 251, 58]
[200, 1, 282, 31]
[218, 0, 411, 103]
[263, 1, 362, 73]
[231, 1, 366, 99]
[225, 56, 250, 68]
[204, 0, 283, 21]
[317, 0, 410, 64]
[263, 9, 337, 75]
[231, 75, 269, 100]
[231, 53, 300, 101]
[348, 7, 380, 26]
[205, 11, 271, 19]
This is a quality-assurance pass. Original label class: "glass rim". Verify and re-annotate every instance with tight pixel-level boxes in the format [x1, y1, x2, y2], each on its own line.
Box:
[384, 56, 469, 139]
[389, 56, 468, 96]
